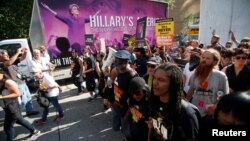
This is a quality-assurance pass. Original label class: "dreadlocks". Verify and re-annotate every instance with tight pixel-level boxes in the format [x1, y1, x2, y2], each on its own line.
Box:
[156, 63, 184, 121]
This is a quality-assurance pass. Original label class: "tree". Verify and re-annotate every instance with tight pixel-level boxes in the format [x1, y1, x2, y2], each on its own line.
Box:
[152, 0, 175, 9]
[180, 13, 195, 34]
[0, 0, 33, 39]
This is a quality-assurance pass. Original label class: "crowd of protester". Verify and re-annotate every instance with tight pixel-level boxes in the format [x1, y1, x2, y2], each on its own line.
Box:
[70, 31, 250, 141]
[0, 31, 250, 141]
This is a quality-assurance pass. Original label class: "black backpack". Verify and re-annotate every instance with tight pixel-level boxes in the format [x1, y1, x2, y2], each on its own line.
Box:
[36, 90, 50, 108]
[26, 78, 40, 93]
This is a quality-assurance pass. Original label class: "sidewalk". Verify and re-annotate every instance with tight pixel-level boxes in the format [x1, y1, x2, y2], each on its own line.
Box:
[0, 84, 123, 141]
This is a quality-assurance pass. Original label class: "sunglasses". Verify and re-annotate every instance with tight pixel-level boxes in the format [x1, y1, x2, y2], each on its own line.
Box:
[235, 56, 247, 60]
[221, 55, 229, 58]
[147, 64, 156, 69]
[133, 90, 143, 96]
[115, 58, 127, 64]
[221, 55, 226, 58]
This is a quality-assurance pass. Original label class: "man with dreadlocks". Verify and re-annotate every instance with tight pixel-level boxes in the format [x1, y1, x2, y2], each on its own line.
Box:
[146, 63, 201, 141]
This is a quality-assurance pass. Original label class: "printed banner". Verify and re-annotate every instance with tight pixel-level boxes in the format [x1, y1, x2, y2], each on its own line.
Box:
[123, 34, 132, 46]
[136, 17, 147, 41]
[155, 18, 174, 47]
[38, 0, 167, 67]
[188, 27, 199, 40]
[188, 28, 199, 36]
[85, 34, 94, 46]
[136, 17, 147, 47]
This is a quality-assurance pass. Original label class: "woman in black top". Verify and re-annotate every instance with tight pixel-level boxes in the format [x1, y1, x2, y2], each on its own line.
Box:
[70, 49, 84, 94]
[125, 77, 150, 141]
[222, 48, 250, 93]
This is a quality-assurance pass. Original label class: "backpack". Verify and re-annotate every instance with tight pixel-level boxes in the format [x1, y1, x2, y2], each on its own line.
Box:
[26, 78, 40, 93]
[36, 90, 50, 108]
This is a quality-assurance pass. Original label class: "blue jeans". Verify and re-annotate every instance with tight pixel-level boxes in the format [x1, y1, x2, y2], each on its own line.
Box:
[25, 100, 34, 114]
[42, 96, 64, 121]
[112, 105, 131, 137]
[4, 102, 34, 141]
[112, 105, 122, 131]
[18, 83, 34, 114]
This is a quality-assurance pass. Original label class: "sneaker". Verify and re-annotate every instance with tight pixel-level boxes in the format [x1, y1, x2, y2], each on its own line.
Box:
[81, 87, 88, 93]
[103, 105, 108, 111]
[35, 119, 46, 125]
[93, 93, 98, 99]
[59, 87, 63, 94]
[26, 111, 40, 117]
[78, 91, 82, 95]
[88, 97, 93, 102]
[54, 115, 64, 122]
[28, 129, 40, 138]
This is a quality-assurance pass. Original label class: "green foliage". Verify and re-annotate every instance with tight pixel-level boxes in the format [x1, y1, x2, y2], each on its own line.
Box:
[180, 13, 195, 34]
[0, 0, 33, 39]
[164, 0, 176, 9]
[153, 0, 175, 9]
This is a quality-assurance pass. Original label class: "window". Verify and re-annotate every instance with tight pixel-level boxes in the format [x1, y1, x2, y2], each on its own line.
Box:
[0, 43, 21, 57]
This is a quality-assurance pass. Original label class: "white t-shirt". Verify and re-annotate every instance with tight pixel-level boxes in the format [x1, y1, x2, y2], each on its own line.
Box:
[41, 52, 50, 62]
[41, 74, 59, 97]
[189, 69, 229, 117]
[183, 63, 195, 93]
[31, 57, 51, 75]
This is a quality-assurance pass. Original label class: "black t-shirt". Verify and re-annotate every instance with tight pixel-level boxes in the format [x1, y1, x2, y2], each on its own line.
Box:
[113, 70, 137, 109]
[71, 57, 81, 76]
[150, 98, 200, 141]
[129, 98, 150, 141]
[84, 56, 95, 77]
[135, 58, 148, 77]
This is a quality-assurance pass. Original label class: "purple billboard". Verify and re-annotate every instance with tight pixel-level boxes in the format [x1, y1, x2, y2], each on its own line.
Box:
[38, 0, 167, 59]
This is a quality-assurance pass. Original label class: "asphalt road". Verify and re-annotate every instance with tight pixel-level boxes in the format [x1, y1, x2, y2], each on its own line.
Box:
[0, 83, 123, 141]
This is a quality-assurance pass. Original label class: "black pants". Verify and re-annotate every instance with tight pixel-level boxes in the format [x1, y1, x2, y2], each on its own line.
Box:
[98, 77, 105, 98]
[86, 74, 96, 92]
[72, 75, 83, 93]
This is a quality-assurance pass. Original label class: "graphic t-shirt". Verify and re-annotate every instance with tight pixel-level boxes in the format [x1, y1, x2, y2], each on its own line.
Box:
[113, 70, 136, 108]
[189, 70, 229, 117]
[150, 98, 200, 141]
[129, 99, 150, 141]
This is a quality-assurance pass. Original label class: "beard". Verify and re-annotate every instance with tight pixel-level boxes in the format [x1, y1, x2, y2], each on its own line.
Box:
[194, 62, 214, 82]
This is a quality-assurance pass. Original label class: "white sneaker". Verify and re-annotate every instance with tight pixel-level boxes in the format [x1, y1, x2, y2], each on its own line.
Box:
[28, 129, 40, 138]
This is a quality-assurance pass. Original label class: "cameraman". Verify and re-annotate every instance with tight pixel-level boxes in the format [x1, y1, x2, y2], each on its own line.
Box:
[0, 48, 39, 116]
